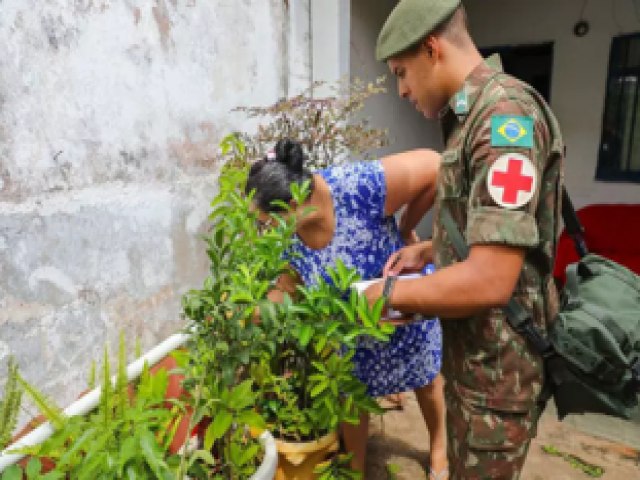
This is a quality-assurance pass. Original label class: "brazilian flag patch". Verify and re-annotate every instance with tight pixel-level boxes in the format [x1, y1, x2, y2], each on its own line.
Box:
[491, 115, 534, 148]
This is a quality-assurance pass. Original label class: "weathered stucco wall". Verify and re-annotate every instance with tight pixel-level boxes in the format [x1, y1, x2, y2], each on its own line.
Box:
[0, 0, 310, 413]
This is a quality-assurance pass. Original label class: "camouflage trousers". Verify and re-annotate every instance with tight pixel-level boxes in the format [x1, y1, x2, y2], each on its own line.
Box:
[446, 394, 543, 480]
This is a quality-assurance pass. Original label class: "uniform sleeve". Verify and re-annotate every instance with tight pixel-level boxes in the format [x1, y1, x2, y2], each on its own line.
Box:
[465, 95, 549, 248]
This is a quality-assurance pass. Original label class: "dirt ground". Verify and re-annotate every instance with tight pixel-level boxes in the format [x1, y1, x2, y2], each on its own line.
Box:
[365, 393, 640, 479]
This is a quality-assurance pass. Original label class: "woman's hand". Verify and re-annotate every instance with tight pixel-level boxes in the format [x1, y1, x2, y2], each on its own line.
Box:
[383, 240, 433, 277]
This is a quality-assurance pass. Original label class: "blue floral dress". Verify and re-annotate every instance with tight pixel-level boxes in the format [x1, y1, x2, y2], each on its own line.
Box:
[287, 160, 442, 397]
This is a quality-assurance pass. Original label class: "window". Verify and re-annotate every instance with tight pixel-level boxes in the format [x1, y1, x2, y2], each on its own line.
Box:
[479, 43, 554, 103]
[597, 33, 640, 183]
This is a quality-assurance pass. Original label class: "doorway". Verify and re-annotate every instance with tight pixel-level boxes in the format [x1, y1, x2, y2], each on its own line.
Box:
[480, 42, 554, 102]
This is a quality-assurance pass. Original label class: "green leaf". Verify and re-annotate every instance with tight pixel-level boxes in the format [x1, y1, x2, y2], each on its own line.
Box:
[238, 443, 260, 466]
[237, 410, 266, 430]
[229, 380, 255, 409]
[25, 458, 41, 478]
[187, 449, 217, 469]
[299, 325, 313, 348]
[139, 430, 169, 478]
[40, 471, 64, 480]
[204, 410, 233, 450]
[58, 427, 96, 467]
[15, 375, 65, 430]
[229, 291, 254, 303]
[310, 380, 329, 398]
[125, 466, 139, 480]
[371, 297, 386, 323]
[1, 465, 22, 480]
[314, 336, 327, 355]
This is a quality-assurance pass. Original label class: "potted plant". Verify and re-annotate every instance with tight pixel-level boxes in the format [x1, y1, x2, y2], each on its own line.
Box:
[181, 148, 392, 479]
[2, 335, 185, 479]
[250, 260, 391, 480]
[1, 334, 276, 480]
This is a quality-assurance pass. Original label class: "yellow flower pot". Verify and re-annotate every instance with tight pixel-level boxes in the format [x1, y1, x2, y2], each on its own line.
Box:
[274, 431, 339, 480]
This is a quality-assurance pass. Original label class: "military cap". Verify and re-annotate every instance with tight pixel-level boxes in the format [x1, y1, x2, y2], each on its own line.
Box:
[376, 0, 462, 61]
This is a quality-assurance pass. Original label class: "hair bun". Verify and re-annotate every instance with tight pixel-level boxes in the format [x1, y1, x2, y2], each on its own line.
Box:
[274, 138, 305, 173]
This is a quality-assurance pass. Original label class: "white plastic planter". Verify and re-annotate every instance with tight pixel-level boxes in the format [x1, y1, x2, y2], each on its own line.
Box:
[250, 430, 278, 480]
[0, 332, 278, 478]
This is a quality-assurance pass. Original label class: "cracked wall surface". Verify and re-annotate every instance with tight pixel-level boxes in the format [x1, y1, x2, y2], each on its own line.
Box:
[0, 0, 310, 417]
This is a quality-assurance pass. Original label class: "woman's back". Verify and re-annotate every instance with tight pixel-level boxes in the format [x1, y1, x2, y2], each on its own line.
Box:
[288, 160, 404, 287]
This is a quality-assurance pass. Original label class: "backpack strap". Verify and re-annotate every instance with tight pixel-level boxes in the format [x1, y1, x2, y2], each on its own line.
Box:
[440, 207, 555, 357]
[561, 186, 589, 258]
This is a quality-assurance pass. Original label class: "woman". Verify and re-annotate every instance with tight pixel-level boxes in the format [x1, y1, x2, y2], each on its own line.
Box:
[246, 139, 447, 479]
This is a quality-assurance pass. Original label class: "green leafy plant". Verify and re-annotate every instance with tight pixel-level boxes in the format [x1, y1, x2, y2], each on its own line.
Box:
[178, 164, 279, 479]
[252, 259, 392, 441]
[314, 453, 362, 480]
[0, 357, 23, 451]
[12, 334, 183, 479]
[234, 77, 388, 169]
[0, 458, 42, 480]
[181, 137, 392, 478]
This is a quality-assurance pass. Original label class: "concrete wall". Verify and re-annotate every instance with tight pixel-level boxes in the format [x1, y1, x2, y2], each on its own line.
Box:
[466, 0, 640, 207]
[350, 0, 441, 238]
[350, 0, 442, 156]
[0, 0, 310, 414]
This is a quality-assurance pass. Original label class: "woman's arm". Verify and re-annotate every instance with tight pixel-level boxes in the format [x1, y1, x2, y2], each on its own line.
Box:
[252, 269, 302, 324]
[381, 149, 440, 241]
[267, 269, 302, 303]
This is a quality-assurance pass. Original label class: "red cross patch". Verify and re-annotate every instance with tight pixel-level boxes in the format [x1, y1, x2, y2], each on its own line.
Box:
[487, 153, 537, 209]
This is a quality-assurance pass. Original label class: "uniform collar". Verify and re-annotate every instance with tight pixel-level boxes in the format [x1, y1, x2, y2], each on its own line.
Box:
[440, 54, 503, 122]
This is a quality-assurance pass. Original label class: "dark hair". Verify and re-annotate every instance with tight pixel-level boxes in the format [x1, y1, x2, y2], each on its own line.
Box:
[245, 139, 314, 212]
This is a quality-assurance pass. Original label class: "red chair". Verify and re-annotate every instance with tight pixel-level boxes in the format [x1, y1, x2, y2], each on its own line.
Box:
[553, 203, 640, 286]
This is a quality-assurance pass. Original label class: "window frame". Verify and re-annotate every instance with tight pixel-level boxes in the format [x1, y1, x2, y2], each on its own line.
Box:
[596, 32, 640, 183]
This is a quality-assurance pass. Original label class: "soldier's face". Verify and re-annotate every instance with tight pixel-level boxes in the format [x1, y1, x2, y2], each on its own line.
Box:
[388, 42, 448, 119]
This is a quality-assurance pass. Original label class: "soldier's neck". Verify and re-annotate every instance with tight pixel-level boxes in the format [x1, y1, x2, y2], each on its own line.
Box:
[445, 47, 484, 97]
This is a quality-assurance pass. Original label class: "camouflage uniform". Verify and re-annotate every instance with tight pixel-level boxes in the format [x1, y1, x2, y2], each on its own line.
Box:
[433, 55, 564, 479]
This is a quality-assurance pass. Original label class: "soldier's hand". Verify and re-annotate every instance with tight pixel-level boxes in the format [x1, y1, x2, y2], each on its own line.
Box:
[383, 240, 433, 277]
[401, 229, 420, 245]
[363, 279, 415, 326]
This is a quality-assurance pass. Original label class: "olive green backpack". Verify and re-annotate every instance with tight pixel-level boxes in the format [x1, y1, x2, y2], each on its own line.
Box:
[442, 188, 640, 420]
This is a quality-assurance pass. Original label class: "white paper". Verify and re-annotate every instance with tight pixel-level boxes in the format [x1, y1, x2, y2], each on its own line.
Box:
[351, 273, 423, 319]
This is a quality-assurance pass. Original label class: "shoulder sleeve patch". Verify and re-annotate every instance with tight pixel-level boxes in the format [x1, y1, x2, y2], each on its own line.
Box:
[490, 115, 534, 148]
[487, 153, 537, 209]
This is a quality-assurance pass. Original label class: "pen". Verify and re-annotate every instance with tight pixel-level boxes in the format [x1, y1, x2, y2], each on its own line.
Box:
[389, 254, 402, 271]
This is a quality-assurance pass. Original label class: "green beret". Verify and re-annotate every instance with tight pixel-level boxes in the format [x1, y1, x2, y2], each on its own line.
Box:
[376, 0, 462, 62]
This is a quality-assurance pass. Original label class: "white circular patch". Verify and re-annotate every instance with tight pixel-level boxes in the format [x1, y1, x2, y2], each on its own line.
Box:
[487, 153, 536, 209]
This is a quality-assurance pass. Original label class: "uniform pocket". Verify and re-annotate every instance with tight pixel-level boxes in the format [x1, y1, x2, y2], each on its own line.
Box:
[465, 404, 535, 452]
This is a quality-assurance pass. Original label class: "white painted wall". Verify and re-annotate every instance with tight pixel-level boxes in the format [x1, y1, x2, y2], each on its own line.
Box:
[466, 0, 640, 207]
[312, 0, 351, 93]
[0, 0, 310, 414]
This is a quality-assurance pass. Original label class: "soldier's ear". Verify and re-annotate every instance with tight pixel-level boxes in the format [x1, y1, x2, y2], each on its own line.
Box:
[419, 38, 432, 58]
[423, 35, 440, 61]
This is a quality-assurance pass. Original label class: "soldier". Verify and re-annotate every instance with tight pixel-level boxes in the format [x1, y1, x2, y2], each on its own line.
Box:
[365, 1, 565, 479]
